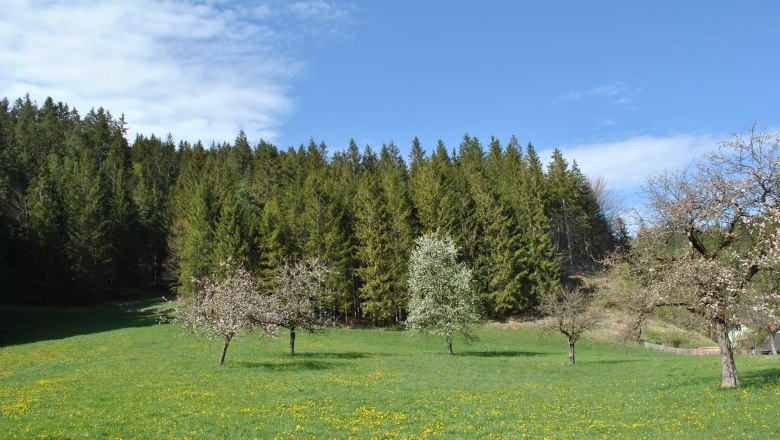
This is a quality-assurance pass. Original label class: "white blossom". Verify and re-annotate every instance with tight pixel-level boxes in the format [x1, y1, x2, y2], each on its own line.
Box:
[405, 232, 483, 354]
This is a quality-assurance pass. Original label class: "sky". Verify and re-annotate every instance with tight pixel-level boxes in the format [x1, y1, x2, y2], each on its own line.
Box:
[2, 0, 779, 215]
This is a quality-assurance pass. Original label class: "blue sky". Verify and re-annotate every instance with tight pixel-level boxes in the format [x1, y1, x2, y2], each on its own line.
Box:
[2, 1, 779, 214]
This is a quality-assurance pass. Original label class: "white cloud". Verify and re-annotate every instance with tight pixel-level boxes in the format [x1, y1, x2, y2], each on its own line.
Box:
[0, 0, 351, 145]
[544, 133, 717, 191]
[289, 1, 348, 20]
[539, 133, 718, 217]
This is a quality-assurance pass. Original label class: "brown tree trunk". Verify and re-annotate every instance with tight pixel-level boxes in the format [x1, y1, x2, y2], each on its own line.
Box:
[770, 332, 778, 355]
[715, 319, 739, 387]
[446, 333, 453, 355]
[568, 339, 576, 364]
[219, 334, 232, 366]
[289, 326, 296, 356]
[562, 198, 574, 269]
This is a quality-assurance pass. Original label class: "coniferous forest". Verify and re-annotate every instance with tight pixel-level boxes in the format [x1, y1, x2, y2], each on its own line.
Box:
[0, 96, 622, 322]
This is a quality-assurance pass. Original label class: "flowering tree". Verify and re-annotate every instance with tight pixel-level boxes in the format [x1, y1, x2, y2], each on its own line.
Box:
[615, 126, 780, 387]
[261, 257, 332, 355]
[177, 265, 271, 366]
[739, 289, 780, 355]
[405, 232, 483, 355]
[539, 286, 601, 364]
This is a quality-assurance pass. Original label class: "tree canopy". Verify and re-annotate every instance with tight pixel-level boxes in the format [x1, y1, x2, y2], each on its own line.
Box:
[612, 125, 780, 387]
[405, 232, 483, 355]
[0, 95, 621, 323]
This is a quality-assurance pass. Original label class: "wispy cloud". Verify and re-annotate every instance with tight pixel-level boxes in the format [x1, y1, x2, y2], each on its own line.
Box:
[0, 0, 352, 144]
[552, 82, 637, 109]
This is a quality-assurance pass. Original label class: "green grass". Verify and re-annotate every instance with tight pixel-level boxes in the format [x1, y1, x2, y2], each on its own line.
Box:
[1, 301, 779, 439]
[644, 328, 715, 349]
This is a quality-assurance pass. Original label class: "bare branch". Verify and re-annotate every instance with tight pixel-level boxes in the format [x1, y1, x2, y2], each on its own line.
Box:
[618, 126, 780, 386]
[539, 286, 601, 363]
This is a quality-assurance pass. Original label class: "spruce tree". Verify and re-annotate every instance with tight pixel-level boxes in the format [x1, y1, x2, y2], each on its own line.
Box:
[63, 149, 111, 300]
[23, 156, 67, 301]
[520, 143, 560, 307]
[168, 146, 214, 296]
[212, 192, 249, 277]
[0, 100, 10, 297]
[176, 180, 215, 295]
[329, 141, 363, 320]
[545, 149, 616, 269]
[130, 134, 177, 284]
[9, 96, 37, 188]
[250, 139, 281, 208]
[233, 130, 253, 178]
[254, 196, 289, 282]
[459, 136, 529, 316]
[411, 141, 459, 235]
[353, 165, 393, 322]
[378, 143, 415, 322]
[103, 124, 139, 293]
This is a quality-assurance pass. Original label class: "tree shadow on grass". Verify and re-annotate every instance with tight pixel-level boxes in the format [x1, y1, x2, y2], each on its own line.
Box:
[460, 350, 543, 358]
[739, 367, 780, 387]
[579, 359, 640, 365]
[233, 359, 337, 371]
[0, 297, 171, 347]
[294, 351, 373, 360]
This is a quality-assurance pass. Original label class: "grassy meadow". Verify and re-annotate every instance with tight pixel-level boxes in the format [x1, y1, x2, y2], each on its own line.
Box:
[1, 300, 779, 439]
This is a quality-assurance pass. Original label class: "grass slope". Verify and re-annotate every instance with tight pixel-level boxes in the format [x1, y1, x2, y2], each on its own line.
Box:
[1, 301, 779, 439]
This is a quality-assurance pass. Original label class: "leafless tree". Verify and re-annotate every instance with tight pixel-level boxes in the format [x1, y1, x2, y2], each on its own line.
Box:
[590, 175, 624, 226]
[602, 255, 658, 344]
[612, 125, 780, 387]
[539, 286, 601, 364]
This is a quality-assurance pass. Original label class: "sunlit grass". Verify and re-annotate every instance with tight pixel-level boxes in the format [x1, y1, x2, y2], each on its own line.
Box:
[1, 301, 779, 438]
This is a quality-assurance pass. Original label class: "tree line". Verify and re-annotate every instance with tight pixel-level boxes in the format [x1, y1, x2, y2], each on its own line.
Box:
[0, 95, 622, 321]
